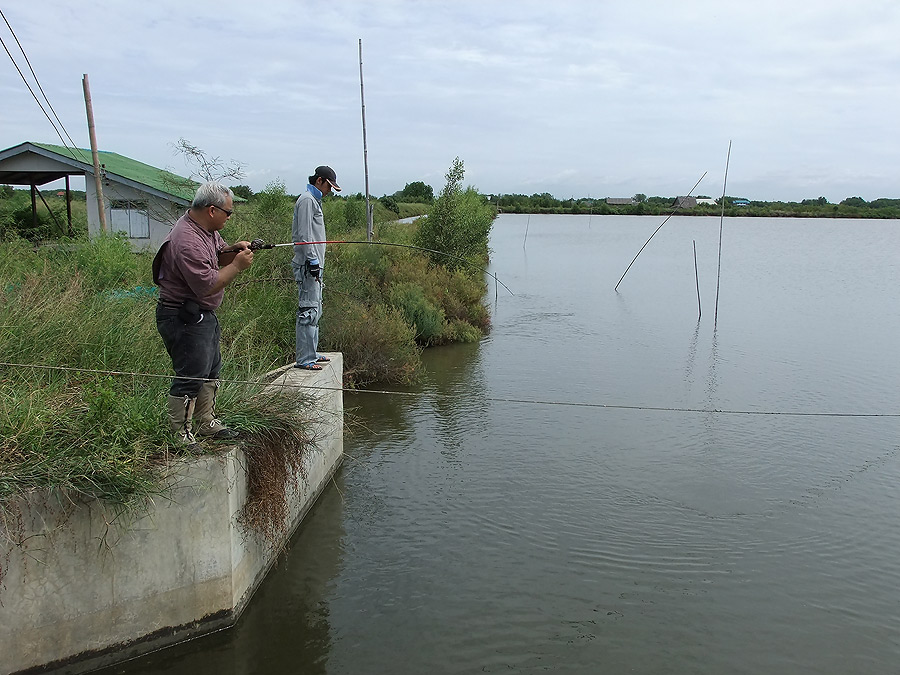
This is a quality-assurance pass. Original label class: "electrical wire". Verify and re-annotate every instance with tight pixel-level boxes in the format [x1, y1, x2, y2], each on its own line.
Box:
[0, 8, 90, 163]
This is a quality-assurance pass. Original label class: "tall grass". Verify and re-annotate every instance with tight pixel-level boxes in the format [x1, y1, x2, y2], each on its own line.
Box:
[0, 175, 493, 514]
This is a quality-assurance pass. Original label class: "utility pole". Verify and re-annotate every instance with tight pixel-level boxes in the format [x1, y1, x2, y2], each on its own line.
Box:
[359, 39, 373, 241]
[82, 73, 107, 232]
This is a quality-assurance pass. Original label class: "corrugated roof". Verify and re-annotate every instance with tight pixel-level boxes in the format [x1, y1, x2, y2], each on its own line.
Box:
[32, 142, 198, 202]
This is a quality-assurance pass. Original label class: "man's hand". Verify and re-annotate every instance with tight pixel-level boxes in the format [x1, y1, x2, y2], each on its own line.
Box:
[233, 248, 254, 271]
[307, 258, 320, 279]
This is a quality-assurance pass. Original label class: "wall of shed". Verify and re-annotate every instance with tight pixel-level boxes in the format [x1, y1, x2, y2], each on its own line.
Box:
[85, 177, 182, 252]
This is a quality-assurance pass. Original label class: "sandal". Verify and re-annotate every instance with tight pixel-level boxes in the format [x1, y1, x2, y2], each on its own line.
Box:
[316, 355, 331, 363]
[294, 362, 323, 371]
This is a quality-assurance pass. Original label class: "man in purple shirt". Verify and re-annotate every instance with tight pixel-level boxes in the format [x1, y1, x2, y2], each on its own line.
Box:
[153, 182, 254, 445]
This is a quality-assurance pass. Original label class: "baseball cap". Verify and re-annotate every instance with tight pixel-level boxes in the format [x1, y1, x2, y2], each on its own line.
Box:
[314, 165, 341, 192]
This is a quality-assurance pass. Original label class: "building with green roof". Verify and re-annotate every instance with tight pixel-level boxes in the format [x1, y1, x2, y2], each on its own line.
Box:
[0, 141, 200, 250]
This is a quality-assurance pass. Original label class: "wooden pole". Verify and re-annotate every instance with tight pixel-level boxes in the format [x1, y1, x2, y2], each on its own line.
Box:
[30, 183, 37, 230]
[65, 175, 72, 235]
[359, 39, 373, 242]
[713, 141, 732, 330]
[693, 239, 701, 319]
[82, 73, 107, 233]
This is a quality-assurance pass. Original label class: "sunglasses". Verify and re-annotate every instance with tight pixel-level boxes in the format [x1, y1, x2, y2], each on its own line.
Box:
[212, 205, 233, 217]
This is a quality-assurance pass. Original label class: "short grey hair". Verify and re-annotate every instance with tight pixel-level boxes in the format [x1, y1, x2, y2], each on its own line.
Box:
[191, 181, 234, 209]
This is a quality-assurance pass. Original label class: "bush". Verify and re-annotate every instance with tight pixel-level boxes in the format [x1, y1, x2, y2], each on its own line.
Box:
[414, 157, 495, 271]
[388, 282, 445, 344]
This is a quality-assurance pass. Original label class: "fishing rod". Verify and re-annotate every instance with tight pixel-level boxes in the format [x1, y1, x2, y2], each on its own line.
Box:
[224, 238, 515, 296]
[613, 171, 708, 292]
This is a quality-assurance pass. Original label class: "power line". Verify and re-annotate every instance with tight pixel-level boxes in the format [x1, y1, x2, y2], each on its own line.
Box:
[0, 8, 89, 163]
[0, 361, 898, 419]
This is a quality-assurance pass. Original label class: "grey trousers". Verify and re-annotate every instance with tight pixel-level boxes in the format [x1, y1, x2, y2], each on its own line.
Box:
[295, 273, 322, 366]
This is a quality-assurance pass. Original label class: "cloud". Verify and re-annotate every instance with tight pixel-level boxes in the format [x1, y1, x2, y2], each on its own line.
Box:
[3, 1, 900, 201]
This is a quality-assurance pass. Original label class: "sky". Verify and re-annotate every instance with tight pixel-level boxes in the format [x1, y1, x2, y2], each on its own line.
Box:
[3, 1, 900, 202]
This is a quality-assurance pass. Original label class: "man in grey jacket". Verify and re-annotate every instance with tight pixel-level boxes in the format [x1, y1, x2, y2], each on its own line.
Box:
[292, 166, 340, 370]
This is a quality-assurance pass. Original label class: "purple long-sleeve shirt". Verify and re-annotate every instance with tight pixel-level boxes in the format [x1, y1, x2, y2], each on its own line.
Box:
[153, 212, 227, 310]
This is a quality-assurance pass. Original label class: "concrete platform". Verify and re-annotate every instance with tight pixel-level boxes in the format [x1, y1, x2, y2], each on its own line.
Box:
[0, 354, 343, 674]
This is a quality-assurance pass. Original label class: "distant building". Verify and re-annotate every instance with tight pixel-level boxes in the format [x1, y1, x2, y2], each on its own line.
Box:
[732, 198, 750, 207]
[673, 196, 697, 209]
[696, 198, 717, 206]
[606, 197, 635, 206]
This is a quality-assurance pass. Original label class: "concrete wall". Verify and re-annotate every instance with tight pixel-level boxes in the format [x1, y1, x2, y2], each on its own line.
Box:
[0, 355, 343, 675]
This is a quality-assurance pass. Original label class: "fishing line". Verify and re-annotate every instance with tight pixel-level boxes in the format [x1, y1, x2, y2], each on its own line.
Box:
[228, 239, 515, 297]
[614, 172, 708, 292]
[1, 361, 898, 419]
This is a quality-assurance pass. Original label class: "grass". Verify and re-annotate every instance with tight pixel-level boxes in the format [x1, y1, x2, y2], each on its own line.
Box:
[0, 180, 493, 550]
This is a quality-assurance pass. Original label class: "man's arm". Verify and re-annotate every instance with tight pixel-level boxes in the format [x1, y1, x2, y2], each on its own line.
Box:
[292, 198, 318, 263]
[206, 248, 254, 296]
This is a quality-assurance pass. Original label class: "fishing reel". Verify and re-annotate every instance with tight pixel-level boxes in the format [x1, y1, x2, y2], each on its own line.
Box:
[249, 239, 275, 250]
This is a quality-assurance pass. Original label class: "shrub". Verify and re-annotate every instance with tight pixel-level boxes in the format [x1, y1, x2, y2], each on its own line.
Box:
[388, 282, 445, 344]
[414, 157, 495, 271]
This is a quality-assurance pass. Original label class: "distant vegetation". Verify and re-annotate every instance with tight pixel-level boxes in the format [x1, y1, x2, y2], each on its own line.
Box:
[493, 192, 900, 219]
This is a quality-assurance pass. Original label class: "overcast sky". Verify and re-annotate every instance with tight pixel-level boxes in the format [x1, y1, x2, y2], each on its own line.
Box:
[3, 1, 900, 201]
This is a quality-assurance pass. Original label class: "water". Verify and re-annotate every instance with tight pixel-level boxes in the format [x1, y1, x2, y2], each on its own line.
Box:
[102, 215, 900, 674]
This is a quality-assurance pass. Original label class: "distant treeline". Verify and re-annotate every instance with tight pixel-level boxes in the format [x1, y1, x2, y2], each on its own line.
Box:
[7, 183, 900, 226]
[492, 192, 900, 219]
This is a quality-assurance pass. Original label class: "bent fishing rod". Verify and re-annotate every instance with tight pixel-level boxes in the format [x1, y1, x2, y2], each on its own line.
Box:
[224, 238, 515, 296]
[614, 171, 708, 292]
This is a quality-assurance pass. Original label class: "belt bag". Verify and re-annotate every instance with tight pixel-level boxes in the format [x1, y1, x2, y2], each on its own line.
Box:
[178, 300, 204, 324]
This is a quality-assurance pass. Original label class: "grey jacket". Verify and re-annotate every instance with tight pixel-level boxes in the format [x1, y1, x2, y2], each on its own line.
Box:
[291, 185, 326, 281]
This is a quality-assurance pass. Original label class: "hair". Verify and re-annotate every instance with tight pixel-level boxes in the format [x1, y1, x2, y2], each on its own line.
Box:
[191, 181, 234, 209]
[308, 173, 319, 185]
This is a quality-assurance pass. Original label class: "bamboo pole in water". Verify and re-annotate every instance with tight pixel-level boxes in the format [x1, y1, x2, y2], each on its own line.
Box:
[714, 141, 732, 330]
[693, 239, 701, 319]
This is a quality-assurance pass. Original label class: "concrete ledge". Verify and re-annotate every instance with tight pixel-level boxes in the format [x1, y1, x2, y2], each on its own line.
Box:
[0, 354, 343, 675]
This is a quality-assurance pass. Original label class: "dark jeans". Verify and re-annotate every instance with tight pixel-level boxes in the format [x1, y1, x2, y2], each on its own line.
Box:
[156, 305, 221, 397]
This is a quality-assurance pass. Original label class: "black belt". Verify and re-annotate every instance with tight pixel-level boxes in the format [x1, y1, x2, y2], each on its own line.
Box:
[157, 300, 215, 313]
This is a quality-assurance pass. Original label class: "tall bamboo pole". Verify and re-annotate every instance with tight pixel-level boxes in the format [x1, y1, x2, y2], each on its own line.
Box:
[713, 141, 732, 330]
[359, 40, 373, 241]
[82, 74, 107, 232]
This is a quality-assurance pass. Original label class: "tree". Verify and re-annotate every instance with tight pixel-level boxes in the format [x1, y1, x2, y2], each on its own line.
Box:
[395, 181, 434, 203]
[801, 197, 828, 206]
[231, 185, 254, 200]
[171, 138, 245, 182]
[840, 196, 867, 207]
[379, 195, 400, 216]
[633, 193, 647, 203]
[414, 157, 494, 270]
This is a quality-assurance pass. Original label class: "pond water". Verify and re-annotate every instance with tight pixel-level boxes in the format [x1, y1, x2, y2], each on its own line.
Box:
[102, 215, 900, 674]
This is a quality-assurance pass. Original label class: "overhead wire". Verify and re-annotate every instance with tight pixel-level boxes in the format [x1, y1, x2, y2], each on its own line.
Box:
[0, 8, 90, 163]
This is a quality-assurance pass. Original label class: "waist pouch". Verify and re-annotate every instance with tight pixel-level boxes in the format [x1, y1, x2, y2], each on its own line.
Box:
[178, 299, 203, 324]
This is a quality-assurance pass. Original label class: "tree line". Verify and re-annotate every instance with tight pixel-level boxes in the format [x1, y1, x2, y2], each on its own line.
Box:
[487, 192, 900, 219]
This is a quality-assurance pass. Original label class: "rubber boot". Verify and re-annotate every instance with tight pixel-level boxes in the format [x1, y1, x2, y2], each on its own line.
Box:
[193, 380, 239, 440]
[167, 394, 198, 447]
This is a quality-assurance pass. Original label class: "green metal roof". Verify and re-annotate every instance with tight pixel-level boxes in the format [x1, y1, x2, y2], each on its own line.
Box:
[32, 142, 199, 202]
